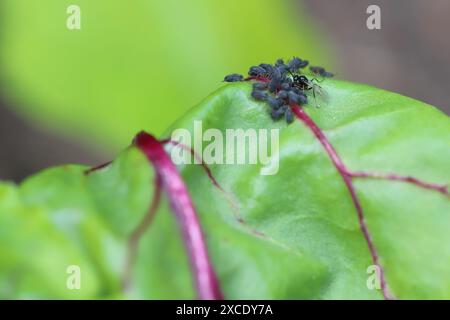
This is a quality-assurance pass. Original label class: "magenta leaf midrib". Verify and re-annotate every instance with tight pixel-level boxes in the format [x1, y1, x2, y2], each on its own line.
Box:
[290, 105, 393, 299]
[134, 131, 223, 300]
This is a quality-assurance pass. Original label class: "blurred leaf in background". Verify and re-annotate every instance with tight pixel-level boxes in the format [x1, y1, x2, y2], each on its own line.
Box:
[0, 0, 331, 154]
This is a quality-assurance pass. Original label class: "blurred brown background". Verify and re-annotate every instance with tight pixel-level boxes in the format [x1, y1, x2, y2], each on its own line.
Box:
[305, 0, 450, 111]
[1, 0, 449, 182]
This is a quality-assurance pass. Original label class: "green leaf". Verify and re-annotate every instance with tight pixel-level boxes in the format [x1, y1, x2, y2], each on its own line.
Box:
[1, 79, 449, 299]
[162, 80, 450, 299]
[0, 149, 155, 298]
[0, 0, 330, 150]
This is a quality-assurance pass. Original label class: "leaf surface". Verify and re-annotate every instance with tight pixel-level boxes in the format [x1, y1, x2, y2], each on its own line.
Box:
[1, 80, 449, 299]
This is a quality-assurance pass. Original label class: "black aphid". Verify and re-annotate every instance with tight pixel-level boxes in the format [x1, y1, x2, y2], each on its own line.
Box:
[267, 96, 284, 109]
[280, 82, 291, 91]
[224, 57, 333, 124]
[253, 82, 268, 90]
[251, 90, 267, 101]
[288, 91, 305, 105]
[268, 79, 279, 93]
[249, 66, 267, 77]
[259, 63, 273, 74]
[287, 57, 308, 72]
[297, 93, 308, 105]
[285, 108, 294, 124]
[309, 66, 324, 74]
[224, 74, 244, 82]
[275, 59, 288, 73]
[277, 90, 288, 99]
[271, 106, 287, 121]
[310, 66, 334, 78]
[275, 58, 285, 67]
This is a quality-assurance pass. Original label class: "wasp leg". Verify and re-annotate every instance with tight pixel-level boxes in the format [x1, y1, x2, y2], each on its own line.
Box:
[311, 77, 324, 84]
[312, 87, 320, 108]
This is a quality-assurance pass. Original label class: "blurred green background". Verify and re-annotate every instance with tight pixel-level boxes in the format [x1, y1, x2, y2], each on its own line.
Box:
[0, 0, 449, 181]
[0, 0, 329, 166]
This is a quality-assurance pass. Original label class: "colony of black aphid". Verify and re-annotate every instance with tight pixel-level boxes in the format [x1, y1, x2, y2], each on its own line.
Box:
[224, 57, 333, 124]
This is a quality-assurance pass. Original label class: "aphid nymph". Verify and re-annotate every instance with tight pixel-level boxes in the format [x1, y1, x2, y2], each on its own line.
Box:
[309, 66, 334, 78]
[249, 66, 267, 77]
[285, 108, 294, 124]
[224, 74, 243, 82]
[251, 90, 267, 101]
